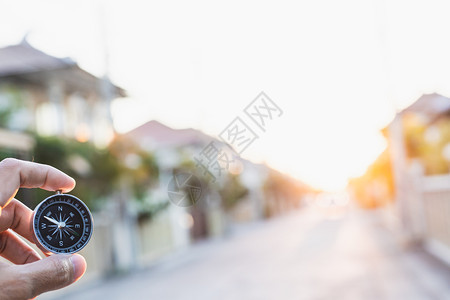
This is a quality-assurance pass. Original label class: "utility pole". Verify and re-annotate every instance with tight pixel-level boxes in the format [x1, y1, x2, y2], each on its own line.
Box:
[97, 0, 138, 272]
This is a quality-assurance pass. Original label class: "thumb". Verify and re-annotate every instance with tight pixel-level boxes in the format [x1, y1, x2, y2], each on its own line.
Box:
[19, 254, 86, 298]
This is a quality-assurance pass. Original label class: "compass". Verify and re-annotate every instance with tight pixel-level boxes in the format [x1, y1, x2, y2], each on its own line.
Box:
[32, 192, 93, 254]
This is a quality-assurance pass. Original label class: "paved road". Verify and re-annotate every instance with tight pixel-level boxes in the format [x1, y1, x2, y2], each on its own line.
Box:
[43, 208, 450, 300]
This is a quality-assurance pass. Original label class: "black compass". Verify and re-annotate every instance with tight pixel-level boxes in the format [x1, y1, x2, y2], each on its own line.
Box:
[32, 192, 93, 254]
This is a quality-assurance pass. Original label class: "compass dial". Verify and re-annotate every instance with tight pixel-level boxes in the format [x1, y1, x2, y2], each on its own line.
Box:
[32, 193, 93, 254]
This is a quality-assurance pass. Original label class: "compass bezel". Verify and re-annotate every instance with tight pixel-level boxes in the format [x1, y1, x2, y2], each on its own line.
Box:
[32, 193, 93, 254]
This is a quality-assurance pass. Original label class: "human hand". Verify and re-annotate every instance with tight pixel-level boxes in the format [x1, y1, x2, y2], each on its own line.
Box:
[0, 158, 87, 300]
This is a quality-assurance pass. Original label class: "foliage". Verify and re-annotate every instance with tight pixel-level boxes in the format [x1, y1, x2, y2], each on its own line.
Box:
[348, 150, 394, 209]
[403, 113, 450, 175]
[136, 201, 170, 224]
[109, 135, 159, 201]
[12, 134, 160, 211]
[171, 158, 249, 211]
[217, 173, 249, 210]
[31, 135, 122, 210]
[263, 169, 310, 216]
[0, 84, 25, 129]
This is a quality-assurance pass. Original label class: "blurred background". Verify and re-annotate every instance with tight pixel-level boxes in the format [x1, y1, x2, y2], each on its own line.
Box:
[0, 0, 450, 299]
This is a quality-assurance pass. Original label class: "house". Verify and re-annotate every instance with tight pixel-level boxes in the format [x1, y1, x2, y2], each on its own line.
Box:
[125, 120, 212, 169]
[349, 93, 450, 265]
[123, 120, 303, 260]
[0, 38, 125, 147]
[401, 93, 450, 120]
[124, 120, 310, 243]
[124, 120, 235, 249]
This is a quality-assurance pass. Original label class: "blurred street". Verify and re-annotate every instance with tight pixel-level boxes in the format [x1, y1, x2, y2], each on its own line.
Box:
[46, 208, 450, 300]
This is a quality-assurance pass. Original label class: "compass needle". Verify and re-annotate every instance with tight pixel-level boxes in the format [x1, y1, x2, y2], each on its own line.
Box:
[66, 227, 80, 237]
[44, 216, 60, 226]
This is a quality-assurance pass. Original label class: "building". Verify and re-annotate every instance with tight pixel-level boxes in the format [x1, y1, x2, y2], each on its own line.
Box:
[0, 38, 125, 147]
[350, 93, 450, 264]
[124, 120, 232, 247]
[124, 120, 309, 241]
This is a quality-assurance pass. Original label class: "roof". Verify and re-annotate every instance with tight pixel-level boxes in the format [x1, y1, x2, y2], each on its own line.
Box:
[125, 120, 312, 189]
[382, 93, 450, 136]
[125, 120, 212, 149]
[0, 40, 76, 76]
[0, 40, 126, 97]
[402, 93, 450, 117]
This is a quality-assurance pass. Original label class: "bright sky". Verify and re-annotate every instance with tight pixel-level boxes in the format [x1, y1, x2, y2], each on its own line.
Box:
[2, 0, 450, 191]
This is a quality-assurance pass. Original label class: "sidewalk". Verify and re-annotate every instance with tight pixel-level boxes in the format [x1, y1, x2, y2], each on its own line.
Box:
[41, 208, 450, 300]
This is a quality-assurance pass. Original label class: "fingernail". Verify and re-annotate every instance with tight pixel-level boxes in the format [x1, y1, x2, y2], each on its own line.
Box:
[70, 254, 87, 281]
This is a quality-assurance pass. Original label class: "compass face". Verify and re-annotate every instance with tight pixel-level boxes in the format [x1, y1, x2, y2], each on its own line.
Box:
[33, 194, 93, 254]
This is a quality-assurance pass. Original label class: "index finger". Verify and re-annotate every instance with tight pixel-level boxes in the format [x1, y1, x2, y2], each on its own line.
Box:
[0, 158, 76, 209]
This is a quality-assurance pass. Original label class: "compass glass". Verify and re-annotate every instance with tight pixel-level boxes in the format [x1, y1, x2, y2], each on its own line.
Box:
[33, 194, 93, 254]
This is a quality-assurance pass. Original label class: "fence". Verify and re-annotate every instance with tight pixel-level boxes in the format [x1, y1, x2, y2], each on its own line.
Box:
[76, 203, 226, 278]
[79, 209, 181, 278]
[421, 174, 450, 264]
